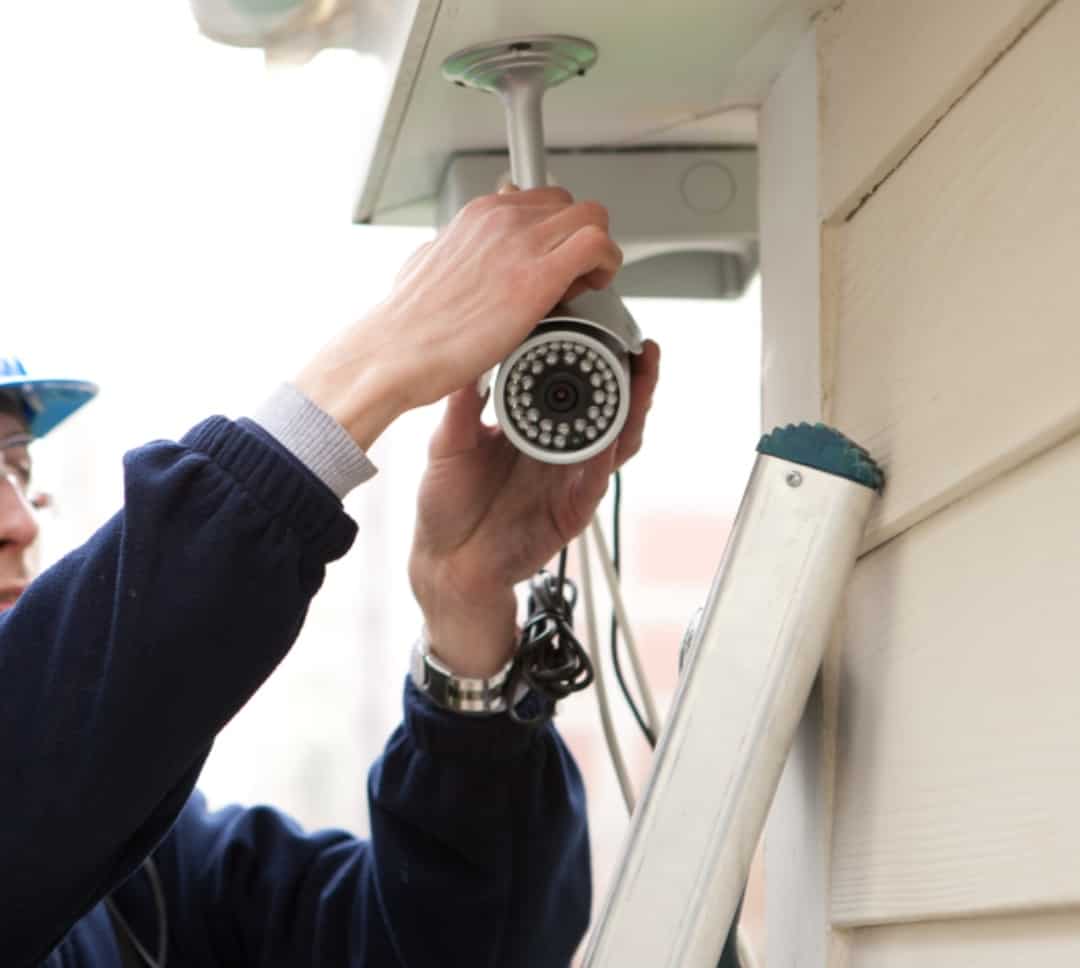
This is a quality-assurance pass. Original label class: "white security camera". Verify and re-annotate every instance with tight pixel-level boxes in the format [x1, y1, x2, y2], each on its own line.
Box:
[493, 290, 642, 464]
[444, 36, 644, 465]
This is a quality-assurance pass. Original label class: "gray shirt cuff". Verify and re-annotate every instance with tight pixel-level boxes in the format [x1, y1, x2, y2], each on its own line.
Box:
[252, 383, 378, 499]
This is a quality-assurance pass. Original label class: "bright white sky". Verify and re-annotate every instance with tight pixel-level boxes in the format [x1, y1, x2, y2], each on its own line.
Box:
[1, 1, 427, 442]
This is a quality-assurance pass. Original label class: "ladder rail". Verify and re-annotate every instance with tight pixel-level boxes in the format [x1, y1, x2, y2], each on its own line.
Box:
[582, 450, 878, 967]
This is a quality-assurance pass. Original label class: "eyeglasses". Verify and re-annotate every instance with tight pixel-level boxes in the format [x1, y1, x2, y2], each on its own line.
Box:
[0, 432, 49, 510]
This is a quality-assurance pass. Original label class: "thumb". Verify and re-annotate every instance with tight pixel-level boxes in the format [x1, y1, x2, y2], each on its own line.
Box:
[428, 382, 489, 459]
[566, 443, 618, 532]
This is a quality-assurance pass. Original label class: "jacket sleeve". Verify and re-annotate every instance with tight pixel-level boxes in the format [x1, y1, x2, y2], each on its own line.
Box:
[130, 681, 591, 968]
[0, 417, 357, 966]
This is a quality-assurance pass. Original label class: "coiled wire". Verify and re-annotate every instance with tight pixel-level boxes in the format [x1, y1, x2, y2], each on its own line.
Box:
[507, 548, 593, 725]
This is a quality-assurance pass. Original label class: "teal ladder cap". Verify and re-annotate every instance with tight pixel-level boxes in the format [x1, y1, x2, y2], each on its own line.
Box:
[757, 423, 884, 492]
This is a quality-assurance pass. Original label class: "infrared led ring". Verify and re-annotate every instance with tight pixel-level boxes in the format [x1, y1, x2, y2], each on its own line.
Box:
[494, 324, 632, 464]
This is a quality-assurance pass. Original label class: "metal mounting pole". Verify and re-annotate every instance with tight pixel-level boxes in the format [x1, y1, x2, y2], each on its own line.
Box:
[499, 71, 549, 190]
[442, 35, 643, 364]
[443, 35, 597, 192]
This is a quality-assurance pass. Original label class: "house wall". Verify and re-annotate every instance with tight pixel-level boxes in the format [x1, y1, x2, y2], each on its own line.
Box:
[763, 0, 1080, 962]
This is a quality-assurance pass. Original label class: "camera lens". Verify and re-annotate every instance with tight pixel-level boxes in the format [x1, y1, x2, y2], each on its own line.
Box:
[545, 379, 579, 413]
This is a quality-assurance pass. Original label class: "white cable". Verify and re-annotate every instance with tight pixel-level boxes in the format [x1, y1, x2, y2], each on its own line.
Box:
[737, 929, 759, 968]
[103, 857, 168, 968]
[587, 518, 660, 738]
[577, 532, 635, 814]
[588, 519, 759, 968]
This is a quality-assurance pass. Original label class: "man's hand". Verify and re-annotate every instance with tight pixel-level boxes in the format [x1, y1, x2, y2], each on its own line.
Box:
[408, 341, 660, 678]
[294, 187, 622, 450]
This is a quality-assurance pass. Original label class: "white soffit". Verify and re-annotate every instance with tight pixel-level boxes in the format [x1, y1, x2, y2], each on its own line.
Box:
[347, 0, 829, 224]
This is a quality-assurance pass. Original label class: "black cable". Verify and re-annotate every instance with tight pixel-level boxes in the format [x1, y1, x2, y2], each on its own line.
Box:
[508, 547, 594, 725]
[609, 471, 657, 748]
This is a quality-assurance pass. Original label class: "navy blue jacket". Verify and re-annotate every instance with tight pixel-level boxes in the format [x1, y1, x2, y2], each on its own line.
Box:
[0, 416, 590, 967]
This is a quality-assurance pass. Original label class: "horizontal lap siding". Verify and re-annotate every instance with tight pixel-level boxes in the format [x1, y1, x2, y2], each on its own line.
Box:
[826, 0, 1080, 551]
[818, 0, 1051, 221]
[831, 424, 1080, 925]
[847, 911, 1080, 967]
[819, 0, 1080, 946]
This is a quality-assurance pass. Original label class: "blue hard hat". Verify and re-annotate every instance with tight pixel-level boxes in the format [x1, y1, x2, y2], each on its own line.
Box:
[0, 357, 98, 439]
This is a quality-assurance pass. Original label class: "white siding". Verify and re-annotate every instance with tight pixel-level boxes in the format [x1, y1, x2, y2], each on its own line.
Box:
[818, 0, 1052, 220]
[832, 429, 1080, 925]
[760, 31, 835, 968]
[763, 0, 1080, 962]
[827, 0, 1080, 552]
[847, 912, 1080, 967]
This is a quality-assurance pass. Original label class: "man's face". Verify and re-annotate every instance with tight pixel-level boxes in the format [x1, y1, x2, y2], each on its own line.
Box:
[0, 410, 40, 613]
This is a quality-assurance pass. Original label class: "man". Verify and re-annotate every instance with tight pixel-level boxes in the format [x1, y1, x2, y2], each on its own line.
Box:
[0, 187, 660, 967]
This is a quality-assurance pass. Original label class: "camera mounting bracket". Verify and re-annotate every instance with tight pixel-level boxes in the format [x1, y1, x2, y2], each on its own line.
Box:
[443, 35, 597, 192]
[443, 35, 642, 359]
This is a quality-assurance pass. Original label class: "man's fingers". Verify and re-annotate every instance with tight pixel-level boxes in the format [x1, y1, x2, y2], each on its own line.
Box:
[568, 443, 618, 530]
[428, 383, 488, 459]
[562, 278, 589, 304]
[543, 224, 623, 302]
[497, 185, 574, 206]
[536, 200, 610, 250]
[561, 261, 622, 303]
[458, 192, 615, 312]
[394, 239, 435, 285]
[614, 340, 661, 468]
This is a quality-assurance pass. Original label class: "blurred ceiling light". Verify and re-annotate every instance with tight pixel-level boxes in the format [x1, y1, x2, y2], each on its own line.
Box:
[190, 0, 346, 56]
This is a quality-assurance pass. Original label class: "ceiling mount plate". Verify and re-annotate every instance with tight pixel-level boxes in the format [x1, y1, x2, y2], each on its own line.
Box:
[442, 34, 597, 95]
[442, 35, 599, 193]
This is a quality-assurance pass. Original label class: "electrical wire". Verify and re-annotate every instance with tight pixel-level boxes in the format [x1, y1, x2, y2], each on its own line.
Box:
[595, 482, 758, 968]
[589, 517, 660, 741]
[607, 473, 657, 748]
[737, 929, 760, 968]
[104, 857, 168, 968]
[577, 534, 635, 813]
[507, 547, 594, 725]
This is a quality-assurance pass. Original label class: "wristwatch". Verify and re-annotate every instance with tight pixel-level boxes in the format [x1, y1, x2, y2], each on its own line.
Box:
[410, 628, 517, 715]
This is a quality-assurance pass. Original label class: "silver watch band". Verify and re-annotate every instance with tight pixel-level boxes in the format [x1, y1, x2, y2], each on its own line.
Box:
[410, 629, 517, 715]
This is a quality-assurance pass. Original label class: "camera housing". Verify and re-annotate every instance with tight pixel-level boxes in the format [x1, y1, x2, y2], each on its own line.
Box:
[495, 322, 629, 464]
[443, 35, 645, 463]
[493, 287, 642, 464]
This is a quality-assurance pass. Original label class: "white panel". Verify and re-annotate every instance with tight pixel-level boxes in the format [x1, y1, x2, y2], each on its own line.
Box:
[354, 0, 833, 222]
[826, 0, 1080, 551]
[759, 31, 820, 432]
[831, 428, 1080, 926]
[818, 0, 1052, 220]
[759, 31, 834, 968]
[848, 912, 1080, 968]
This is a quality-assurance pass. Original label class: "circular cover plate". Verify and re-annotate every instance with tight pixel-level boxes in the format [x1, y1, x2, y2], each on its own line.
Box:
[442, 35, 598, 94]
